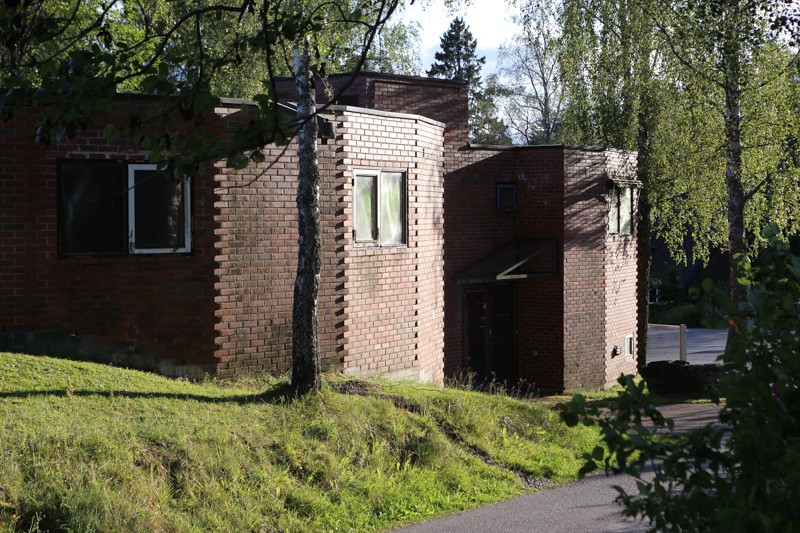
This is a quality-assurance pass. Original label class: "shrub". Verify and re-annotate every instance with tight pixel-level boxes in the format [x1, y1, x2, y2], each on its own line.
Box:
[559, 226, 800, 532]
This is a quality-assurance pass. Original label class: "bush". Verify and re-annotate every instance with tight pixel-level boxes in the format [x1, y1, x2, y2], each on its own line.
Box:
[648, 302, 704, 327]
[559, 226, 800, 532]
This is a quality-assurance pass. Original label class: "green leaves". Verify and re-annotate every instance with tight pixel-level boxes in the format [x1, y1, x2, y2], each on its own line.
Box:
[559, 226, 800, 531]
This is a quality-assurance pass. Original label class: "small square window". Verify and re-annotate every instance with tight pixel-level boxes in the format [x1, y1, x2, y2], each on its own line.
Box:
[497, 183, 517, 212]
[354, 170, 406, 245]
[610, 185, 633, 236]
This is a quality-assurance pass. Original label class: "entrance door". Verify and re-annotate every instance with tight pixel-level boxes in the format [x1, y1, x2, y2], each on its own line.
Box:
[463, 284, 516, 383]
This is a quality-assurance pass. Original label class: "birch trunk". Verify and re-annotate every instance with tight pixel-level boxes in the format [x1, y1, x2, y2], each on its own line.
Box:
[723, 38, 747, 349]
[291, 40, 322, 395]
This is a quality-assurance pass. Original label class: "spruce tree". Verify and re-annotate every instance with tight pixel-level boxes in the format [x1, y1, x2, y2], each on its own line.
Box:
[427, 17, 485, 91]
[428, 18, 511, 144]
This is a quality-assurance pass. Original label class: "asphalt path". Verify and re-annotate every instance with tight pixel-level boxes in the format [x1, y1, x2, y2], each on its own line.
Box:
[392, 403, 721, 533]
[648, 327, 728, 365]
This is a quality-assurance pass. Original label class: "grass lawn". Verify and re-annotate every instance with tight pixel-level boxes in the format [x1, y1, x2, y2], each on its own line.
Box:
[0, 352, 602, 533]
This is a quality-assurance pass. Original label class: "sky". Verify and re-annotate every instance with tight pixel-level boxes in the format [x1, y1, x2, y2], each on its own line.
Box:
[401, 0, 520, 77]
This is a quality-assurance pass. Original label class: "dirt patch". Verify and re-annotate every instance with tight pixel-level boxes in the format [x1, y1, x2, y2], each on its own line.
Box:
[0, 486, 16, 510]
[467, 445, 552, 490]
[331, 379, 379, 396]
[331, 381, 424, 413]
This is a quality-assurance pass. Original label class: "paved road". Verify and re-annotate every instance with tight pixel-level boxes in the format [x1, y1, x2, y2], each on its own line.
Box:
[393, 403, 721, 533]
[648, 327, 727, 364]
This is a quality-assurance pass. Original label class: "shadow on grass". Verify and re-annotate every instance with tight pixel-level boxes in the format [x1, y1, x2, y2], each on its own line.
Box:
[0, 381, 295, 405]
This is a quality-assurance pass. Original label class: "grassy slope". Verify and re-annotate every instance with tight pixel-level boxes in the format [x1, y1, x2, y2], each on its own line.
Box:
[0, 352, 600, 533]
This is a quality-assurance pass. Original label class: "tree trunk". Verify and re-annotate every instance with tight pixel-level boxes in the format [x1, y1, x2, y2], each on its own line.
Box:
[723, 42, 746, 349]
[635, 42, 654, 375]
[636, 189, 652, 374]
[291, 41, 322, 395]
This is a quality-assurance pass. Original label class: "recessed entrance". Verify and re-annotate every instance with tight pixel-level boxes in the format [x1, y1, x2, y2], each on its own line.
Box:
[463, 283, 516, 383]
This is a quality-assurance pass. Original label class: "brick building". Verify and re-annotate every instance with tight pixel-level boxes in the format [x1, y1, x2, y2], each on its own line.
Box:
[1, 72, 638, 390]
[277, 73, 640, 390]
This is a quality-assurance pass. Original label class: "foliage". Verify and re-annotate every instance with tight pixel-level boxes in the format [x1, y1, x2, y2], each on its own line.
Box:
[469, 74, 513, 145]
[496, 0, 565, 145]
[644, 0, 800, 273]
[0, 353, 601, 532]
[427, 16, 509, 144]
[0, 0, 413, 395]
[426, 16, 484, 88]
[330, 17, 423, 75]
[558, 0, 800, 273]
[0, 0, 403, 176]
[558, 226, 800, 532]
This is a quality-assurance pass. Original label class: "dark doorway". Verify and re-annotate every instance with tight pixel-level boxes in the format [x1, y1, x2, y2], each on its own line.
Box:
[463, 283, 516, 383]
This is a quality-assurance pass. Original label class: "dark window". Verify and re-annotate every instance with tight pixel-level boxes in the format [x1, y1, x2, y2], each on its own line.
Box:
[58, 162, 126, 254]
[130, 165, 188, 252]
[497, 183, 517, 212]
[335, 94, 360, 106]
[58, 161, 191, 255]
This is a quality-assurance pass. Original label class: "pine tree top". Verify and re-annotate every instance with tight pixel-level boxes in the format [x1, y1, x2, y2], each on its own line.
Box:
[426, 17, 485, 89]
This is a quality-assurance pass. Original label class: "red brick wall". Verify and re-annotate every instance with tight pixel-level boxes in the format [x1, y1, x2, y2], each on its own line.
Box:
[0, 97, 220, 376]
[562, 148, 608, 390]
[442, 146, 567, 391]
[211, 103, 341, 375]
[212, 104, 445, 380]
[604, 150, 639, 385]
[335, 108, 445, 382]
[274, 72, 469, 163]
[1, 97, 446, 381]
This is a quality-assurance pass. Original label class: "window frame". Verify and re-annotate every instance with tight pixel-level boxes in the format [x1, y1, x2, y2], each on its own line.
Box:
[57, 160, 192, 257]
[127, 164, 192, 254]
[352, 168, 407, 247]
[496, 183, 517, 212]
[609, 184, 634, 236]
[625, 333, 635, 361]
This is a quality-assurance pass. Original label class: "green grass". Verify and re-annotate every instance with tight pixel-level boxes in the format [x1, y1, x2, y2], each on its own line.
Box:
[0, 353, 601, 533]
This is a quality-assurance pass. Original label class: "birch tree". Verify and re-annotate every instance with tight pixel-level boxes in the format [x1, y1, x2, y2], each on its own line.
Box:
[0, 0, 402, 394]
[498, 1, 566, 144]
[558, 0, 800, 355]
[648, 0, 800, 314]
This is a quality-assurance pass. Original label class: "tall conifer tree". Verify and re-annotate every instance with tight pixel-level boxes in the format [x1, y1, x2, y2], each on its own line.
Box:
[428, 17, 510, 144]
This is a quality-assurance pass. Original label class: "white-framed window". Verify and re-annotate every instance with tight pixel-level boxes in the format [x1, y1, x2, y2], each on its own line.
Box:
[128, 164, 191, 254]
[609, 185, 633, 236]
[625, 333, 635, 361]
[353, 169, 406, 245]
[58, 160, 191, 255]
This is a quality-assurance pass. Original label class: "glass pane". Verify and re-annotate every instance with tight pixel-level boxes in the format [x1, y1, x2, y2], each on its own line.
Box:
[620, 187, 633, 235]
[609, 187, 620, 234]
[59, 162, 125, 253]
[497, 184, 516, 211]
[380, 172, 404, 244]
[354, 175, 376, 241]
[134, 168, 186, 249]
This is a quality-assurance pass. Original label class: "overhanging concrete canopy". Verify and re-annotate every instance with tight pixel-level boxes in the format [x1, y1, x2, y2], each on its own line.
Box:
[454, 238, 560, 284]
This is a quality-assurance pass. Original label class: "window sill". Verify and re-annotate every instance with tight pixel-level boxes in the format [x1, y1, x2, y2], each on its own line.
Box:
[353, 243, 408, 250]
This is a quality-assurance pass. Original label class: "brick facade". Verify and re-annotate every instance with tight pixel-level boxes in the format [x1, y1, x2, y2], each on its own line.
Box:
[0, 93, 444, 383]
[603, 150, 639, 386]
[0, 97, 220, 377]
[2, 72, 637, 390]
